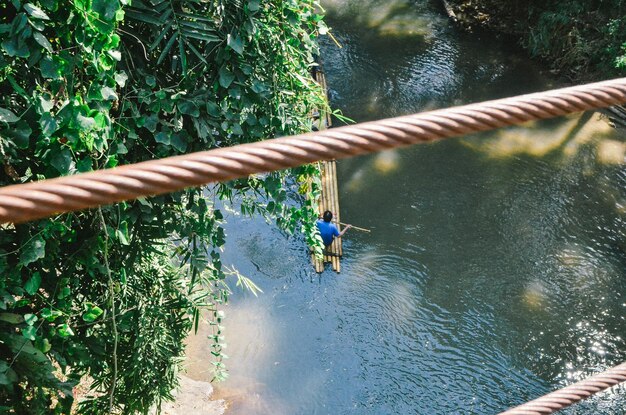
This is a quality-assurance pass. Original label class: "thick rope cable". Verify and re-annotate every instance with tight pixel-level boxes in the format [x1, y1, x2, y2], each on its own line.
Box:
[2, 78, 626, 224]
[498, 362, 626, 414]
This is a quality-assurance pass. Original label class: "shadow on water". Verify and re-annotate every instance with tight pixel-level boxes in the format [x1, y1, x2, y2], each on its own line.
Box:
[185, 0, 626, 413]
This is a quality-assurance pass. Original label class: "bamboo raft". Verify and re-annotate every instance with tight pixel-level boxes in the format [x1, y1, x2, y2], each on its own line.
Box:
[310, 65, 342, 273]
[312, 160, 343, 273]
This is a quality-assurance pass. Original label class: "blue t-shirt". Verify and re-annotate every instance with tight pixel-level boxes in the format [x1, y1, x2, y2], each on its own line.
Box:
[316, 219, 339, 246]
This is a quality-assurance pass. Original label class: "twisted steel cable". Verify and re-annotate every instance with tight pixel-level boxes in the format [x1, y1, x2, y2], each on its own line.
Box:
[498, 362, 626, 414]
[2, 78, 626, 224]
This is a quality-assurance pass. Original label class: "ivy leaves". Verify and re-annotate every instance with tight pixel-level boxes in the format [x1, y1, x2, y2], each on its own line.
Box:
[0, 14, 30, 58]
[39, 56, 65, 79]
[82, 303, 103, 322]
[0, 108, 19, 123]
[226, 33, 244, 55]
[32, 32, 52, 52]
[2, 3, 53, 60]
[19, 236, 45, 267]
[24, 273, 42, 295]
[0, 0, 125, 411]
[23, 3, 51, 21]
[0, 0, 121, 173]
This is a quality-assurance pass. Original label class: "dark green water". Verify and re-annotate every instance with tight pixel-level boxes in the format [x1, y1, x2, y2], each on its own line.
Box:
[186, 1, 626, 413]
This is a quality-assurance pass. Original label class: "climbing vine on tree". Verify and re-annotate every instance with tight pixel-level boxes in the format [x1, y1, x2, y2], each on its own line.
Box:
[0, 0, 329, 412]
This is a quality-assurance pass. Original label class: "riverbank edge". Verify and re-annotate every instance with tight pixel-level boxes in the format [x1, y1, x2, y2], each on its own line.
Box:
[439, 0, 564, 78]
[152, 375, 226, 415]
[440, 0, 626, 128]
[440, 0, 519, 36]
[439, 0, 623, 83]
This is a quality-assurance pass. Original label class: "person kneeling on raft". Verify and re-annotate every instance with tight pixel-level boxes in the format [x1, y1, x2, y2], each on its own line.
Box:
[316, 210, 351, 248]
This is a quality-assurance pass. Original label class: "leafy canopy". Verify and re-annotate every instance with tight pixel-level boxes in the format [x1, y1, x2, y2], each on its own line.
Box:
[0, 0, 329, 413]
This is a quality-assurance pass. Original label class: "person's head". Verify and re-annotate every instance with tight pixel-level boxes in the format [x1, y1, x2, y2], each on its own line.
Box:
[323, 210, 333, 222]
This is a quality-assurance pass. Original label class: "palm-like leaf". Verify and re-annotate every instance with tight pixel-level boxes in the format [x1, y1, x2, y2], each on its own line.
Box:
[124, 0, 221, 73]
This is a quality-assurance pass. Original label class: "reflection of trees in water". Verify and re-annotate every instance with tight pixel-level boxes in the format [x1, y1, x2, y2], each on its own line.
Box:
[323, 0, 440, 39]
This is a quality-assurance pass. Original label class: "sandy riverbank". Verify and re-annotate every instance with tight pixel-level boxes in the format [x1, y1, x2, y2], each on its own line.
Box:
[155, 375, 226, 415]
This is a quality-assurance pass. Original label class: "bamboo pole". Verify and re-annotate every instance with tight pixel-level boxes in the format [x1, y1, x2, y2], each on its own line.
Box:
[330, 167, 339, 272]
[321, 163, 332, 267]
[318, 162, 326, 272]
[326, 161, 338, 271]
[330, 160, 343, 272]
[339, 222, 371, 233]
[320, 71, 332, 130]
[331, 161, 343, 258]
[306, 173, 322, 272]
[326, 162, 335, 233]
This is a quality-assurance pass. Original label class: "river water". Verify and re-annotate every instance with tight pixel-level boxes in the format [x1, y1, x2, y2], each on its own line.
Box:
[186, 0, 626, 413]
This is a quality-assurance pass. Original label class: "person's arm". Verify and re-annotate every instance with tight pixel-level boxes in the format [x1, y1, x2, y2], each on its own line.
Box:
[337, 224, 351, 238]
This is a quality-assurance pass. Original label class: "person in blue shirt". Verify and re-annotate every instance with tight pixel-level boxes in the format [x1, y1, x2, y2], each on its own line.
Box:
[316, 210, 351, 248]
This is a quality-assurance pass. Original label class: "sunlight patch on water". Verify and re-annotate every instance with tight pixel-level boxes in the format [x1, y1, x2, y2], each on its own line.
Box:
[462, 120, 571, 158]
[373, 150, 400, 174]
[556, 245, 586, 267]
[213, 302, 290, 415]
[377, 16, 433, 39]
[594, 175, 624, 211]
[555, 245, 598, 290]
[213, 385, 287, 415]
[364, 89, 385, 115]
[522, 280, 548, 310]
[345, 168, 365, 192]
[596, 139, 626, 165]
[565, 319, 622, 371]
[462, 113, 614, 160]
[184, 300, 282, 413]
[384, 276, 418, 320]
[349, 247, 381, 275]
[323, 0, 435, 39]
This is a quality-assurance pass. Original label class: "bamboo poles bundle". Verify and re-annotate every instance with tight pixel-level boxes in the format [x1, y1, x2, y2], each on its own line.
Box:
[309, 61, 342, 273]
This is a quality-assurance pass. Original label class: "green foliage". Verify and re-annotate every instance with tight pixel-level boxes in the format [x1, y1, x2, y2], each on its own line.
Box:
[448, 0, 626, 79]
[0, 0, 328, 413]
[523, 1, 626, 78]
